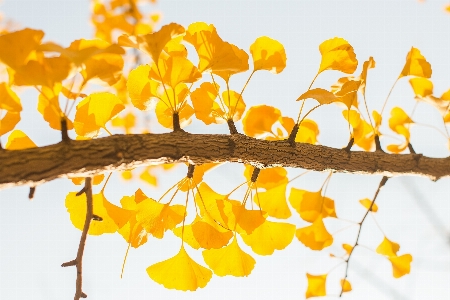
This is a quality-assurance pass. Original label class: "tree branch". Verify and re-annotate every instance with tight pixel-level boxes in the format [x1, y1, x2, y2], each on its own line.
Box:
[0, 131, 449, 189]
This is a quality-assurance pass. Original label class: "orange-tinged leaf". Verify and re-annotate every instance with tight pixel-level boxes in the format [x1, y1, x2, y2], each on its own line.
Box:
[13, 57, 71, 87]
[305, 273, 327, 298]
[65, 192, 132, 235]
[295, 119, 320, 144]
[135, 197, 185, 239]
[389, 254, 413, 278]
[359, 198, 378, 212]
[254, 183, 291, 219]
[0, 83, 21, 112]
[341, 279, 352, 292]
[289, 188, 337, 222]
[359, 57, 376, 96]
[147, 246, 212, 291]
[342, 243, 353, 255]
[203, 237, 255, 277]
[213, 44, 249, 82]
[250, 36, 287, 74]
[155, 84, 194, 129]
[190, 82, 225, 125]
[139, 168, 158, 186]
[194, 182, 229, 227]
[318, 37, 358, 74]
[127, 64, 160, 110]
[151, 55, 201, 88]
[5, 130, 37, 150]
[409, 77, 433, 97]
[191, 219, 233, 249]
[376, 237, 400, 257]
[0, 111, 20, 136]
[343, 110, 375, 151]
[74, 92, 125, 137]
[296, 217, 333, 250]
[219, 199, 266, 234]
[399, 47, 432, 78]
[242, 105, 282, 138]
[173, 223, 201, 250]
[0, 28, 44, 70]
[245, 165, 288, 190]
[241, 220, 295, 255]
[297, 88, 336, 105]
[222, 90, 246, 121]
[389, 107, 413, 136]
[80, 52, 124, 85]
[333, 79, 360, 109]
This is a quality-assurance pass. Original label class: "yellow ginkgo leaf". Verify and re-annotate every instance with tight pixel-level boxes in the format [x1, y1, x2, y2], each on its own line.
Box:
[318, 37, 358, 74]
[297, 88, 336, 105]
[0, 28, 44, 70]
[305, 273, 327, 299]
[172, 218, 202, 250]
[127, 64, 160, 110]
[242, 105, 282, 138]
[241, 220, 295, 255]
[190, 82, 226, 125]
[295, 119, 320, 144]
[147, 246, 212, 291]
[399, 47, 432, 79]
[155, 84, 194, 129]
[343, 110, 375, 151]
[203, 237, 255, 277]
[333, 79, 360, 109]
[359, 198, 378, 212]
[5, 130, 37, 150]
[409, 77, 433, 98]
[135, 197, 185, 239]
[194, 182, 229, 227]
[376, 236, 400, 257]
[389, 107, 413, 136]
[245, 165, 288, 190]
[296, 217, 333, 250]
[254, 183, 291, 219]
[341, 279, 352, 292]
[289, 188, 337, 222]
[0, 111, 20, 136]
[359, 56, 376, 97]
[74, 92, 125, 137]
[342, 243, 353, 255]
[150, 54, 201, 88]
[13, 57, 72, 88]
[218, 198, 266, 235]
[0, 83, 22, 112]
[250, 36, 287, 74]
[37, 84, 74, 131]
[389, 254, 413, 278]
[65, 192, 133, 235]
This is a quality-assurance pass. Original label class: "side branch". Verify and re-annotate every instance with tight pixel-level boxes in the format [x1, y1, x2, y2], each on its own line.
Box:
[1, 131, 449, 189]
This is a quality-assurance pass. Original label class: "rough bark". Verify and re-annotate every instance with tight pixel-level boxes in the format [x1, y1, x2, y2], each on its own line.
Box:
[0, 131, 449, 189]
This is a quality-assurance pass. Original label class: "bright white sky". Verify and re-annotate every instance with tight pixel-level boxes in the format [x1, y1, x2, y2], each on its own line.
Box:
[0, 0, 450, 300]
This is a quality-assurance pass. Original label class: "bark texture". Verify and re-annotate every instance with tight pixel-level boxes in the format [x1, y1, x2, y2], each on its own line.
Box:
[0, 131, 449, 189]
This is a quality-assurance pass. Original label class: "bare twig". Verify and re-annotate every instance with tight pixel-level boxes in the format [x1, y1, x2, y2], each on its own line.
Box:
[339, 176, 389, 297]
[61, 177, 94, 300]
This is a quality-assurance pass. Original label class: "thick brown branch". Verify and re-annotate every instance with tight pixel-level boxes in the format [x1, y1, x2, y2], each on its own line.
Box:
[0, 132, 449, 189]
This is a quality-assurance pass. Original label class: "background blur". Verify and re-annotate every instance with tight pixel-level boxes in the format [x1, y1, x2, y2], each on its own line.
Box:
[0, 0, 449, 299]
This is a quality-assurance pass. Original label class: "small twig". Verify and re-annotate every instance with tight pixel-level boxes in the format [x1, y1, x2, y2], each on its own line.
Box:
[61, 117, 70, 142]
[408, 143, 416, 154]
[374, 135, 384, 152]
[339, 176, 389, 297]
[227, 119, 238, 134]
[186, 164, 195, 178]
[62, 177, 93, 300]
[343, 138, 354, 153]
[28, 187, 36, 199]
[250, 167, 261, 183]
[287, 123, 300, 146]
[172, 112, 181, 131]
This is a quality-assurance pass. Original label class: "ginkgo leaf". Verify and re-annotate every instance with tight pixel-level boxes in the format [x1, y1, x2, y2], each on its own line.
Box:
[0, 28, 44, 70]
[296, 217, 333, 250]
[74, 92, 125, 137]
[190, 82, 225, 125]
[409, 77, 433, 98]
[305, 273, 327, 299]
[296, 119, 320, 144]
[359, 198, 378, 212]
[81, 52, 124, 85]
[127, 64, 160, 110]
[184, 22, 249, 76]
[333, 79, 360, 109]
[71, 174, 105, 186]
[5, 130, 37, 150]
[178, 163, 219, 192]
[389, 254, 413, 278]
[37, 85, 74, 130]
[244, 165, 288, 190]
[111, 111, 136, 134]
[155, 84, 194, 129]
[135, 197, 185, 239]
[343, 110, 375, 151]
[297, 88, 336, 105]
[65, 192, 133, 235]
[250, 36, 287, 74]
[242, 105, 283, 138]
[0, 111, 21, 136]
[359, 56, 376, 97]
[147, 246, 212, 291]
[318, 37, 358, 74]
[376, 237, 400, 257]
[203, 237, 255, 277]
[13, 57, 71, 87]
[172, 217, 202, 250]
[219, 198, 266, 235]
[254, 183, 291, 219]
[289, 188, 337, 222]
[150, 54, 202, 88]
[241, 220, 295, 255]
[0, 83, 22, 112]
[342, 244, 353, 255]
[341, 279, 352, 292]
[389, 107, 413, 136]
[399, 47, 432, 79]
[194, 182, 229, 227]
